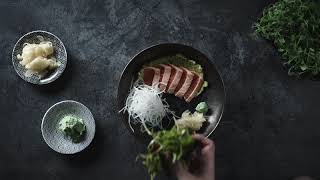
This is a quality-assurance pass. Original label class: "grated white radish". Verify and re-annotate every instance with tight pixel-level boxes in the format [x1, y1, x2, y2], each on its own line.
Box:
[120, 82, 174, 134]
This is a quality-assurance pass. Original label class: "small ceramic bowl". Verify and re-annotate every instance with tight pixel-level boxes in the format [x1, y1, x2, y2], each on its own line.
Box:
[12, 30, 67, 85]
[41, 100, 96, 154]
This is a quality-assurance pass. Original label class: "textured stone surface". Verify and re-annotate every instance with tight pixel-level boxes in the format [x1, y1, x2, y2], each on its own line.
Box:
[0, 0, 319, 180]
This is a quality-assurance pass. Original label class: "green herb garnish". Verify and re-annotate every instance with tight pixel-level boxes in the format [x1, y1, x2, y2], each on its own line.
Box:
[138, 126, 195, 180]
[254, 0, 320, 76]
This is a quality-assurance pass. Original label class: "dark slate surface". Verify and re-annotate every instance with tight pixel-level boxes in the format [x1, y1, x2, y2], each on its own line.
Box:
[0, 0, 319, 180]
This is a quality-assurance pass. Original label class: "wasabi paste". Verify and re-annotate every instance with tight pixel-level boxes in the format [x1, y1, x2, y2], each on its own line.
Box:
[58, 115, 86, 143]
[195, 102, 208, 114]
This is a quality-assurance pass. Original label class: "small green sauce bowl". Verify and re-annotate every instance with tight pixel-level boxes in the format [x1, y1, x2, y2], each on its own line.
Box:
[41, 100, 95, 154]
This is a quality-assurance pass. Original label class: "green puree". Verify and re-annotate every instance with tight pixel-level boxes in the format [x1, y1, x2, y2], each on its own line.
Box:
[139, 54, 208, 95]
[196, 102, 208, 114]
[58, 115, 86, 143]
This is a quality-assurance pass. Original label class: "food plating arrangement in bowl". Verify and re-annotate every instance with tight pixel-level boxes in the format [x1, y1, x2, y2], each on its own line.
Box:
[118, 43, 225, 139]
[12, 30, 67, 85]
[117, 44, 225, 179]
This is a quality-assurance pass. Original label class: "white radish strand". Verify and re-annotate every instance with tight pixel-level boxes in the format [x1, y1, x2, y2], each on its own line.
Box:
[120, 83, 174, 134]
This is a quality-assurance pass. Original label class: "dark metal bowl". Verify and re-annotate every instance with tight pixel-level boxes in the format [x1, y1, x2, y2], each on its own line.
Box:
[117, 43, 225, 143]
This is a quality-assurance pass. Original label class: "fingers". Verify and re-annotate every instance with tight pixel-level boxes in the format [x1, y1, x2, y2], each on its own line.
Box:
[174, 135, 215, 180]
[192, 134, 215, 150]
[192, 134, 215, 167]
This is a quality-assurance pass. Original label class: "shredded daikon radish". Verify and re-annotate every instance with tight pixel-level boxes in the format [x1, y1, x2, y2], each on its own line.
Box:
[120, 82, 174, 134]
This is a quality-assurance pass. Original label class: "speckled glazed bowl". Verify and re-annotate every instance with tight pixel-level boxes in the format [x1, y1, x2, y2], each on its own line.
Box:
[12, 30, 67, 85]
[41, 100, 95, 154]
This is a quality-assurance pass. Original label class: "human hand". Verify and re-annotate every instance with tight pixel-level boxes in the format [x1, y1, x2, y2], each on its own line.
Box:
[174, 134, 215, 180]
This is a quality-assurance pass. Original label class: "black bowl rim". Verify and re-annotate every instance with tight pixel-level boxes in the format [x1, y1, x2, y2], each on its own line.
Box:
[117, 43, 226, 138]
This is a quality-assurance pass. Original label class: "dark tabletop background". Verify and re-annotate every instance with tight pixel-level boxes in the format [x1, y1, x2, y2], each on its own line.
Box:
[0, 0, 319, 180]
